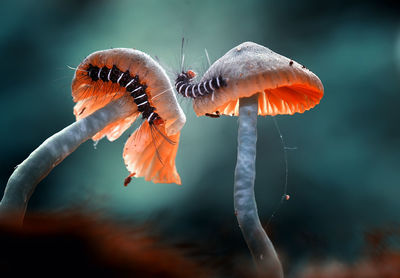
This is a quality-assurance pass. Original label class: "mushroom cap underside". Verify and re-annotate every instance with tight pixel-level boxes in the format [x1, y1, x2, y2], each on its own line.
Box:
[194, 42, 324, 116]
[72, 48, 186, 136]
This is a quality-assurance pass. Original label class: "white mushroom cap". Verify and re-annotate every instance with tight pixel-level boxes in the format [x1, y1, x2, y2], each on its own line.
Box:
[194, 42, 324, 116]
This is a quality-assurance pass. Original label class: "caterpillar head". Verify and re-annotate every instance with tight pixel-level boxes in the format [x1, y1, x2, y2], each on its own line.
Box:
[175, 70, 196, 83]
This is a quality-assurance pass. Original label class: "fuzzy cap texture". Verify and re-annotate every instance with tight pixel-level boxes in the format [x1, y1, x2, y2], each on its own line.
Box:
[194, 42, 324, 116]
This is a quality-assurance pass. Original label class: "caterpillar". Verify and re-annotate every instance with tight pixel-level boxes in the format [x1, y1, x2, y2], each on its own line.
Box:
[174, 70, 227, 99]
[174, 39, 227, 118]
[86, 64, 162, 125]
[174, 39, 227, 99]
[72, 48, 186, 184]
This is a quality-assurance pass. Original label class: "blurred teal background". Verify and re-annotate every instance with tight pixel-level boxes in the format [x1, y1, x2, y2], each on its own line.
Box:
[1, 0, 399, 273]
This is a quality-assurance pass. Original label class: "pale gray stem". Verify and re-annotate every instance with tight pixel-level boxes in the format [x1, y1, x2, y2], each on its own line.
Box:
[234, 94, 283, 277]
[0, 99, 131, 225]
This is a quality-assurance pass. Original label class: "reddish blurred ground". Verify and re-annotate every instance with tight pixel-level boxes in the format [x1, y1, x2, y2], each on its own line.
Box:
[0, 212, 210, 277]
[0, 212, 399, 278]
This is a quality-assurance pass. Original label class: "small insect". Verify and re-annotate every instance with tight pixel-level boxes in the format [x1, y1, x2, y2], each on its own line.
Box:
[72, 48, 186, 184]
[205, 111, 220, 118]
[289, 60, 293, 66]
[124, 173, 136, 186]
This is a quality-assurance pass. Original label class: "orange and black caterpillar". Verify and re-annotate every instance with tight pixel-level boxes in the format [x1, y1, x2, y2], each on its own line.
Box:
[86, 64, 162, 125]
[174, 70, 227, 99]
[72, 48, 186, 184]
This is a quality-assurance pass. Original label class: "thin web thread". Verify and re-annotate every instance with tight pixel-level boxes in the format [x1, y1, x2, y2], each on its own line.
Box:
[266, 117, 297, 227]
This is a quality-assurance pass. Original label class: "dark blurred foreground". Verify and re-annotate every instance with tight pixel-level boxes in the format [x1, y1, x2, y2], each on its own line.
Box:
[0, 212, 210, 278]
[0, 212, 399, 278]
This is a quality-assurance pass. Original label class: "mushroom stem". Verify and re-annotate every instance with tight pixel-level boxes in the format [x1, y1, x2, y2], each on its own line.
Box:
[0, 98, 132, 225]
[234, 94, 283, 277]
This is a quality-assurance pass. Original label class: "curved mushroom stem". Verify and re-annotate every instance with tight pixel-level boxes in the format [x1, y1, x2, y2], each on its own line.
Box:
[0, 98, 132, 225]
[234, 94, 283, 277]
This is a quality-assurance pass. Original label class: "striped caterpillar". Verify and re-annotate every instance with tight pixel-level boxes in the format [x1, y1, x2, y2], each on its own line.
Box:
[72, 48, 186, 184]
[86, 64, 163, 125]
[174, 70, 227, 99]
[174, 39, 227, 117]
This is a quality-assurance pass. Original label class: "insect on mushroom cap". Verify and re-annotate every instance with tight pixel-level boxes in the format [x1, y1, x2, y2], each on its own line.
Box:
[193, 42, 324, 116]
[72, 48, 186, 137]
[71, 48, 186, 184]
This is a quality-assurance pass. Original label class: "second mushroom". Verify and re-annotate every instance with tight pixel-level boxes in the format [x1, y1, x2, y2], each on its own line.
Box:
[175, 41, 324, 277]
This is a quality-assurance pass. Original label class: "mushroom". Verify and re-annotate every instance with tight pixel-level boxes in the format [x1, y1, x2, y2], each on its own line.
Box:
[72, 48, 186, 184]
[195, 42, 324, 276]
[194, 42, 323, 117]
[0, 48, 186, 225]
